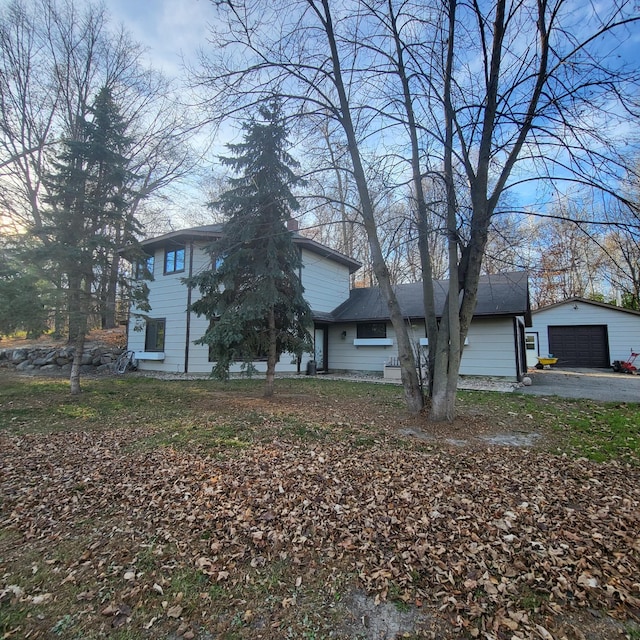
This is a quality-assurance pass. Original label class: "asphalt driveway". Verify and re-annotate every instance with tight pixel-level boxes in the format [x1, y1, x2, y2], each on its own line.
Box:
[517, 367, 640, 403]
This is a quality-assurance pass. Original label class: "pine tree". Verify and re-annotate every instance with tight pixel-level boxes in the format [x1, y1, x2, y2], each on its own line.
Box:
[190, 100, 312, 396]
[37, 86, 133, 394]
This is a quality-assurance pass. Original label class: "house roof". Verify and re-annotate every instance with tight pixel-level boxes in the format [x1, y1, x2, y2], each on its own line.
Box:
[136, 224, 362, 273]
[327, 271, 531, 325]
[532, 296, 640, 317]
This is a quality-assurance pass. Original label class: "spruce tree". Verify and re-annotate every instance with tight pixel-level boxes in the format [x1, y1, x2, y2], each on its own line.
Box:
[190, 100, 312, 396]
[37, 86, 133, 393]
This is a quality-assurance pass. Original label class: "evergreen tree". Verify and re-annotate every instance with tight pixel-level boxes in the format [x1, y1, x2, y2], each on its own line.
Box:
[0, 252, 49, 339]
[189, 100, 312, 396]
[37, 86, 133, 394]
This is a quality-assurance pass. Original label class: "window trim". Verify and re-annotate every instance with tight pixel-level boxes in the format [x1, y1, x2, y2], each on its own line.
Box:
[164, 246, 186, 275]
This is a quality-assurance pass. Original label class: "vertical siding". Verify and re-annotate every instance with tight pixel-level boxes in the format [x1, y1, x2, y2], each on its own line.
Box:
[531, 302, 640, 365]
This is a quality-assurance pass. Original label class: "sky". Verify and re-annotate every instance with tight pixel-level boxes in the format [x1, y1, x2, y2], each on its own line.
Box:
[107, 0, 214, 77]
[106, 0, 229, 226]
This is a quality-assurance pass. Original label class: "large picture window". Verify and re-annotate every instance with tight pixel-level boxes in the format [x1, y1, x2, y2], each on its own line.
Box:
[356, 322, 387, 339]
[164, 246, 185, 274]
[145, 318, 166, 352]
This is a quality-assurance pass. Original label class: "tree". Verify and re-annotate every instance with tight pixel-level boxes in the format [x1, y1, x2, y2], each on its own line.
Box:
[0, 0, 196, 330]
[0, 251, 49, 338]
[36, 86, 133, 394]
[196, 0, 639, 420]
[188, 100, 313, 397]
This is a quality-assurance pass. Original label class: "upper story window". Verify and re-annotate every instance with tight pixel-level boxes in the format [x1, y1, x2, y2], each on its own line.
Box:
[135, 255, 154, 280]
[357, 322, 387, 339]
[164, 246, 185, 274]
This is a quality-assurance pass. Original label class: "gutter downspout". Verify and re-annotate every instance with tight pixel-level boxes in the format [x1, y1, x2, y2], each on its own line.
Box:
[184, 241, 194, 373]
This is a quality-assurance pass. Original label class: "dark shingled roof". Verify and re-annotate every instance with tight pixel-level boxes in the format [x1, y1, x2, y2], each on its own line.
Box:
[136, 224, 361, 273]
[327, 271, 531, 325]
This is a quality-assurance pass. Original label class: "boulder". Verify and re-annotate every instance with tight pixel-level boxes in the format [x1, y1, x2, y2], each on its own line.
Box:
[16, 360, 35, 371]
[11, 349, 29, 364]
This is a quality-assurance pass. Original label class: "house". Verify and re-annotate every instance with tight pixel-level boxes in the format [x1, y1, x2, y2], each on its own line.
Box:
[126, 225, 532, 380]
[528, 298, 640, 368]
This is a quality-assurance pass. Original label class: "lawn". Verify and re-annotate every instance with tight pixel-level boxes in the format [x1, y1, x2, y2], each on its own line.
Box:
[1, 371, 639, 639]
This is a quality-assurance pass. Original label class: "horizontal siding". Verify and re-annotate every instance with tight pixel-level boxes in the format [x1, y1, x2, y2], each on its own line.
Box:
[300, 249, 351, 312]
[532, 302, 640, 365]
[326, 318, 518, 379]
[458, 319, 517, 378]
[129, 244, 196, 373]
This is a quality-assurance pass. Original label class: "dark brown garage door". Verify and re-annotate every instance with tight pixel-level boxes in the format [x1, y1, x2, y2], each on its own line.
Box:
[548, 325, 609, 367]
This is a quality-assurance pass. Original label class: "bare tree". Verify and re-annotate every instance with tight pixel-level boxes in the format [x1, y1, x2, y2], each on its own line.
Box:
[0, 0, 197, 330]
[195, 0, 639, 419]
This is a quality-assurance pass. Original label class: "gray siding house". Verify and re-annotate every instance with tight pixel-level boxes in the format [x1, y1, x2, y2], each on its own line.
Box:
[127, 225, 531, 380]
[528, 298, 640, 368]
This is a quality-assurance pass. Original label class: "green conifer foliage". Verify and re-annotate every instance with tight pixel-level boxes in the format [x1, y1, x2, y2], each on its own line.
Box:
[189, 100, 312, 395]
[36, 86, 134, 393]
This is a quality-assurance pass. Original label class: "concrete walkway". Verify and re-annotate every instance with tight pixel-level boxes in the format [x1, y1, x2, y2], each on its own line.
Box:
[516, 368, 640, 403]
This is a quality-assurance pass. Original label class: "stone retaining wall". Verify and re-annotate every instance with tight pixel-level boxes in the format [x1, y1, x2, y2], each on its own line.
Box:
[0, 344, 125, 374]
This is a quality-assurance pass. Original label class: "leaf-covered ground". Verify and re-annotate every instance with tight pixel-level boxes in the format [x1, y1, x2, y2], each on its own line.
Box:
[0, 373, 639, 639]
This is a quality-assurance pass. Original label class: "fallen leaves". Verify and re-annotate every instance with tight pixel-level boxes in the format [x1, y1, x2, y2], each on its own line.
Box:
[1, 425, 639, 639]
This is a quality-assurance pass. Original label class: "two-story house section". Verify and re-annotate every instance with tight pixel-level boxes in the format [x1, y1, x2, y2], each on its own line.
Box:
[126, 223, 361, 375]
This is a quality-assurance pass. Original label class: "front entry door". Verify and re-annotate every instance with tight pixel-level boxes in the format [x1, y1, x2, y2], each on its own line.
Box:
[314, 326, 327, 372]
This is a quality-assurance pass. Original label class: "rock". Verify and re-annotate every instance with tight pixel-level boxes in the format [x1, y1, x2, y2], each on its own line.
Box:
[16, 360, 35, 371]
[522, 376, 532, 386]
[11, 349, 28, 364]
[40, 364, 59, 373]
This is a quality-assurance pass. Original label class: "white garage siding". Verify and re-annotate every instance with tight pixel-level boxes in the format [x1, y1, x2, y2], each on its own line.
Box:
[531, 300, 640, 367]
[326, 317, 520, 379]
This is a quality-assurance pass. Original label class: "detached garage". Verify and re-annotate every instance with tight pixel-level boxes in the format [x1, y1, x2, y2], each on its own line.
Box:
[528, 298, 640, 369]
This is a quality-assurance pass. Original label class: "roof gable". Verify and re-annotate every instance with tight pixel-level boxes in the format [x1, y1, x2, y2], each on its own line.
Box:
[533, 297, 640, 318]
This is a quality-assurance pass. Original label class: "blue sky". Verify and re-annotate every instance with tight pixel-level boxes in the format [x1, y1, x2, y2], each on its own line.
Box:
[107, 0, 214, 75]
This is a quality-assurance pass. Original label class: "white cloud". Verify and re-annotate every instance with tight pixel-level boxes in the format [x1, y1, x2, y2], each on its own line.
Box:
[107, 0, 214, 75]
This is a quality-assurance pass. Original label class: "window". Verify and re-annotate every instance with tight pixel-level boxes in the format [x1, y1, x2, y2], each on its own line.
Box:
[136, 255, 154, 280]
[357, 322, 387, 339]
[145, 318, 166, 352]
[164, 246, 185, 274]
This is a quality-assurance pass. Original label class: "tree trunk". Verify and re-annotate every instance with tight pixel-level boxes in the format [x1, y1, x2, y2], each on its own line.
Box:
[429, 0, 460, 423]
[102, 251, 120, 329]
[264, 306, 277, 397]
[69, 332, 86, 395]
[320, 0, 423, 413]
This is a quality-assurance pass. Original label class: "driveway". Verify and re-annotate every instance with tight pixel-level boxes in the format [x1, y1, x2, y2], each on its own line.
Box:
[516, 367, 640, 403]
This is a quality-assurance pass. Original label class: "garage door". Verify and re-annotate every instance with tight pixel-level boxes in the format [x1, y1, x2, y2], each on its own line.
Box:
[548, 325, 609, 367]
